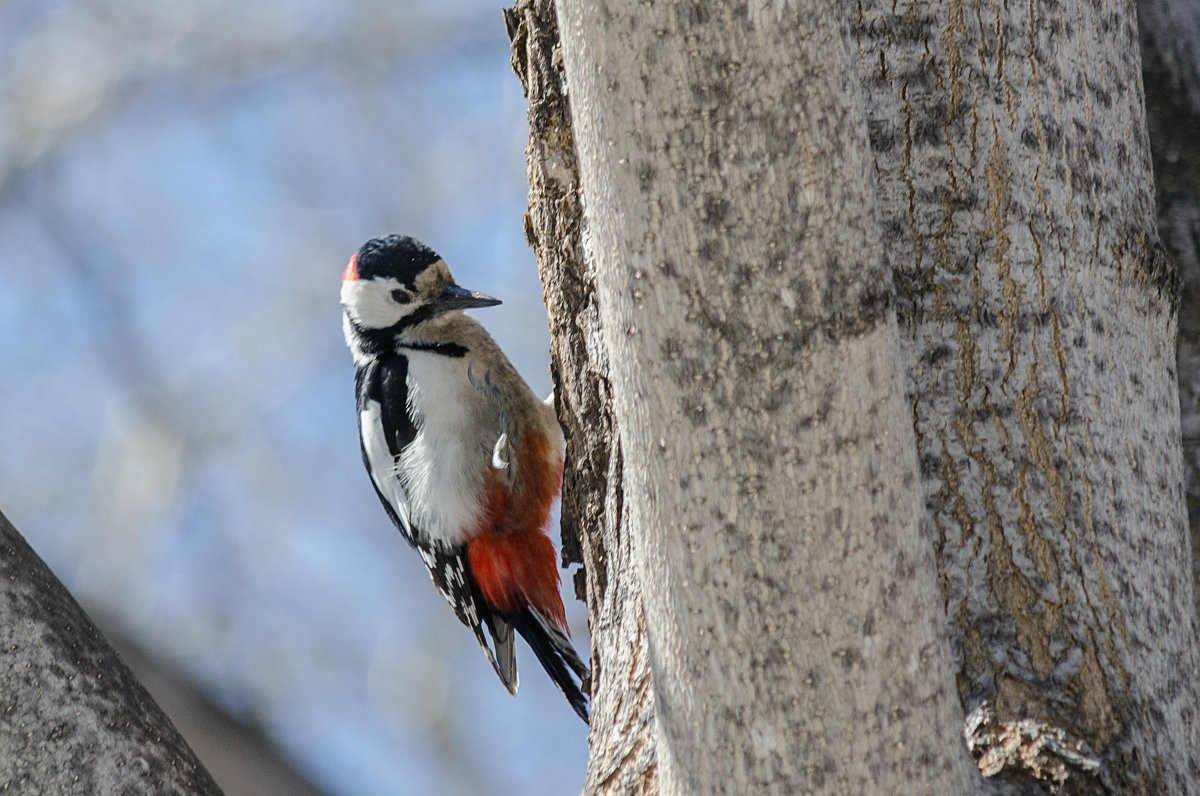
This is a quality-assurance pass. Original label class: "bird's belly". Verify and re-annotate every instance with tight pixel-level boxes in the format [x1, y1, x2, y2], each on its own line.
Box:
[401, 350, 502, 547]
[398, 428, 487, 548]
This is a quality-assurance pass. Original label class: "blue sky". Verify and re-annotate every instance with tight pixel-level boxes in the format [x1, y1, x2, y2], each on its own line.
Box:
[0, 2, 589, 794]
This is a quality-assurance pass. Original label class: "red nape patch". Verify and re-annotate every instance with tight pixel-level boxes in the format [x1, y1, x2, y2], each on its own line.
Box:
[468, 527, 568, 632]
[342, 253, 359, 282]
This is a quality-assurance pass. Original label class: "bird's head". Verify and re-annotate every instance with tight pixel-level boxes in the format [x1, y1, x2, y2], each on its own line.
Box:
[340, 235, 501, 334]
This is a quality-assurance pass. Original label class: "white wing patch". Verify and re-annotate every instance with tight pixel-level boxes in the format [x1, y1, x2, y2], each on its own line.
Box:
[360, 399, 412, 534]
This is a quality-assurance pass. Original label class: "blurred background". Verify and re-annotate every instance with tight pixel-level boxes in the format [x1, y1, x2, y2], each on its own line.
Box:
[0, 1, 590, 794]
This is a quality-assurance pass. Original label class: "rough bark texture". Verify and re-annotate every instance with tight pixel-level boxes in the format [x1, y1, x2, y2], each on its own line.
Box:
[1139, 0, 1200, 609]
[512, 0, 1200, 793]
[0, 510, 222, 795]
[504, 3, 657, 793]
[853, 0, 1200, 792]
[555, 2, 982, 793]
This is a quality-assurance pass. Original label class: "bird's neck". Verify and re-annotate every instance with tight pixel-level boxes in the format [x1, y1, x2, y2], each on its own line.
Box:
[397, 313, 488, 360]
[398, 339, 468, 358]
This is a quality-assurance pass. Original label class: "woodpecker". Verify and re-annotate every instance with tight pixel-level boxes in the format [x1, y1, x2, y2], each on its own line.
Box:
[341, 234, 589, 722]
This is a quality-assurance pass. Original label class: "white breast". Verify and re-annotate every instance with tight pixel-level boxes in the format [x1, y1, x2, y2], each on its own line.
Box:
[398, 350, 495, 547]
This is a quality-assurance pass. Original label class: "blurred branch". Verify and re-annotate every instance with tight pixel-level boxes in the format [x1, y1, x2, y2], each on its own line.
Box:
[0, 508, 221, 794]
[109, 635, 330, 796]
[28, 196, 191, 438]
[0, 0, 497, 195]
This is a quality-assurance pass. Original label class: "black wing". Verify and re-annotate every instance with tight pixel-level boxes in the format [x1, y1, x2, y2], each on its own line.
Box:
[356, 355, 418, 543]
[354, 355, 518, 690]
[416, 543, 518, 693]
[506, 608, 590, 722]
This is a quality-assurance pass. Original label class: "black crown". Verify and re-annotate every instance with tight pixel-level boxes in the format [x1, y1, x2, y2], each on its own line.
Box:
[355, 234, 442, 286]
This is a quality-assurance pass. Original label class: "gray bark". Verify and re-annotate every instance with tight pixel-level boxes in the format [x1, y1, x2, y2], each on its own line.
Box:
[853, 0, 1200, 792]
[511, 0, 1200, 793]
[0, 510, 221, 795]
[505, 3, 657, 793]
[554, 2, 981, 794]
[1139, 0, 1200, 609]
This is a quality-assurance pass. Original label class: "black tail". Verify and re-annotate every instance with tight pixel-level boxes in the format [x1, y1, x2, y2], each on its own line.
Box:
[507, 608, 590, 723]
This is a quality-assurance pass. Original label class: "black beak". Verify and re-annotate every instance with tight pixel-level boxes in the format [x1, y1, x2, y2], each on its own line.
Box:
[435, 283, 502, 313]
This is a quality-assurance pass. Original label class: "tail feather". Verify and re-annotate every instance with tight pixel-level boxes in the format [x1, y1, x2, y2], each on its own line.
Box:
[417, 543, 520, 695]
[508, 608, 590, 723]
[487, 616, 519, 694]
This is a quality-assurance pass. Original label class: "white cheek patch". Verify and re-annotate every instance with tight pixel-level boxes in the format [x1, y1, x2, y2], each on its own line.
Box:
[341, 277, 420, 329]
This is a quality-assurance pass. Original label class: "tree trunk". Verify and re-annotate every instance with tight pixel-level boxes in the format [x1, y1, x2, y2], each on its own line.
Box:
[505, 3, 657, 793]
[511, 0, 1200, 793]
[555, 0, 981, 791]
[0, 510, 221, 795]
[853, 1, 1200, 791]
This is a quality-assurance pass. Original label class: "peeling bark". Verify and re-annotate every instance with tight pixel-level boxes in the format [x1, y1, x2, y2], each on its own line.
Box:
[0, 511, 221, 795]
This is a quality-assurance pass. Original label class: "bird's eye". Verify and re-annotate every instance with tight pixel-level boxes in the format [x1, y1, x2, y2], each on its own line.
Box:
[390, 288, 412, 304]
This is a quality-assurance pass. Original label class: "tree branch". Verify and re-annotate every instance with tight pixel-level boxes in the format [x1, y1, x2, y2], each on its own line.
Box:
[0, 510, 220, 794]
